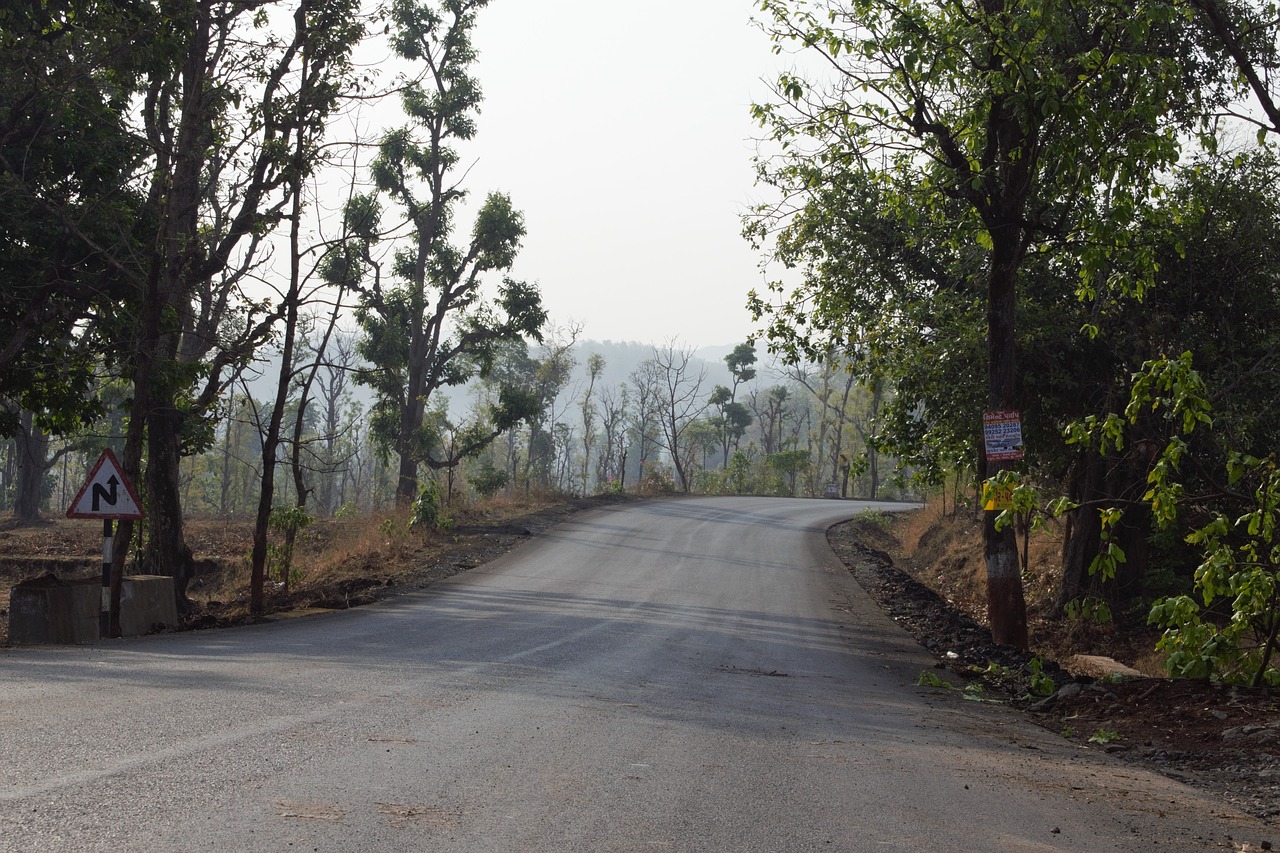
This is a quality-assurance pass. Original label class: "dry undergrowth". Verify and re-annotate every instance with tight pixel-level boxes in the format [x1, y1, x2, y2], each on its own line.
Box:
[0, 494, 578, 640]
[863, 500, 1166, 674]
[185, 494, 575, 620]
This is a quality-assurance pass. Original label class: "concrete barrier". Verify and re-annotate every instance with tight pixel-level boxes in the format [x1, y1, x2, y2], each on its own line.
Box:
[118, 575, 179, 637]
[7, 577, 98, 644]
[8, 574, 178, 644]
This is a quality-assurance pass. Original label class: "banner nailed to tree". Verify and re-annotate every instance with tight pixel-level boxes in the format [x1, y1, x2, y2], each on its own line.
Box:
[983, 411, 1024, 463]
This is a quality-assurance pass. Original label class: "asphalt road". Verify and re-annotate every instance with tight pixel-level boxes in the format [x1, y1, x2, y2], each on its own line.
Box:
[0, 497, 1269, 852]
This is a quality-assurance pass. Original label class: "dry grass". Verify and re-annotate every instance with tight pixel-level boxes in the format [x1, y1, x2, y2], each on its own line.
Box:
[2, 493, 577, 638]
[878, 499, 1164, 672]
[192, 494, 571, 607]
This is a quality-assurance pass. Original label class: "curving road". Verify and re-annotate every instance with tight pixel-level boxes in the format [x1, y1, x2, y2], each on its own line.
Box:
[0, 497, 1267, 851]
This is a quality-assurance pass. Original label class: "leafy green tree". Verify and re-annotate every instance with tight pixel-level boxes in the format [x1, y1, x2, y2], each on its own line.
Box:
[0, 1, 151, 436]
[467, 456, 509, 499]
[726, 449, 755, 494]
[725, 343, 757, 398]
[353, 0, 547, 505]
[767, 449, 812, 497]
[707, 342, 758, 468]
[708, 386, 753, 469]
[682, 417, 722, 485]
[752, 0, 1217, 647]
[1048, 151, 1280, 682]
[119, 0, 365, 620]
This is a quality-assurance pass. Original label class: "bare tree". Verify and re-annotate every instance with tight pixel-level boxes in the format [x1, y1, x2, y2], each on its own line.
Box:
[628, 361, 662, 483]
[311, 329, 359, 516]
[596, 384, 629, 489]
[787, 357, 859, 492]
[522, 325, 579, 493]
[649, 341, 707, 493]
[578, 354, 605, 495]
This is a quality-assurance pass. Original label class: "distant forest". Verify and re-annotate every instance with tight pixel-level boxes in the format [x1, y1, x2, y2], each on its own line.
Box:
[3, 336, 903, 525]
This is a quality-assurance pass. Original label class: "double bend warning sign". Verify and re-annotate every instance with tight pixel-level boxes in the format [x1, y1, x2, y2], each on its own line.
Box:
[66, 449, 145, 520]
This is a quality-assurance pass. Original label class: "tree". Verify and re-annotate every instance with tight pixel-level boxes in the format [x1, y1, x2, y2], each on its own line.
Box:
[0, 1, 156, 438]
[251, 145, 363, 615]
[578, 353, 605, 495]
[353, 0, 547, 506]
[519, 327, 579, 492]
[785, 357, 860, 493]
[708, 386, 752, 470]
[725, 343, 757, 399]
[10, 412, 52, 524]
[596, 384, 630, 489]
[681, 417, 722, 486]
[702, 341, 757, 469]
[1057, 150, 1280, 612]
[648, 341, 708, 493]
[768, 449, 811, 496]
[753, 0, 1214, 648]
[749, 385, 800, 457]
[628, 360, 662, 484]
[93, 0, 367, 625]
[313, 329, 360, 517]
[1185, 0, 1280, 137]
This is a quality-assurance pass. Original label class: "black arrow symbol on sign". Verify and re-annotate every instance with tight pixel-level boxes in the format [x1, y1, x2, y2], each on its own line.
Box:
[91, 475, 119, 512]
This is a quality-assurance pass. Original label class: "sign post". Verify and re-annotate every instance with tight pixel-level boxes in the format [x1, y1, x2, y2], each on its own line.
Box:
[66, 450, 145, 639]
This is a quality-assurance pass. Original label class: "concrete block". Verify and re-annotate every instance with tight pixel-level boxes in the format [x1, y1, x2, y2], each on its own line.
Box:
[8, 577, 98, 644]
[118, 575, 178, 637]
[8, 574, 178, 644]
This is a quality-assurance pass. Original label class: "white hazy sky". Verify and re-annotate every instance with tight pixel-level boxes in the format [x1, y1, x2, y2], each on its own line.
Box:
[444, 0, 788, 348]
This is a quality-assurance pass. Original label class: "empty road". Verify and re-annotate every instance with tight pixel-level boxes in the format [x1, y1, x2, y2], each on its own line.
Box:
[0, 497, 1268, 851]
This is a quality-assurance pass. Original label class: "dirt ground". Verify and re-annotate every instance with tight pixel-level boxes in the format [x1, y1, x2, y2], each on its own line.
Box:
[3, 497, 1278, 825]
[0, 495, 635, 642]
[829, 508, 1280, 825]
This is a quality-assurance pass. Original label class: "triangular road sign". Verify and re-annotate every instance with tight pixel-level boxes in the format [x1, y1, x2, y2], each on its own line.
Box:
[66, 449, 145, 519]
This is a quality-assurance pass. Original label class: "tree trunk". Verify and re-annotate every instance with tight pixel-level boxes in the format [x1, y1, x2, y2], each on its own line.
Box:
[320, 394, 339, 516]
[1058, 448, 1151, 609]
[219, 407, 231, 515]
[12, 411, 50, 524]
[867, 379, 883, 499]
[1058, 452, 1103, 608]
[983, 229, 1029, 650]
[248, 392, 283, 614]
[143, 405, 195, 606]
[396, 374, 424, 504]
[119, 0, 211, 621]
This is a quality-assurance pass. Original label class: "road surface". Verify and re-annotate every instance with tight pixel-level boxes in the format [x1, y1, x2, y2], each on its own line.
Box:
[0, 497, 1269, 851]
